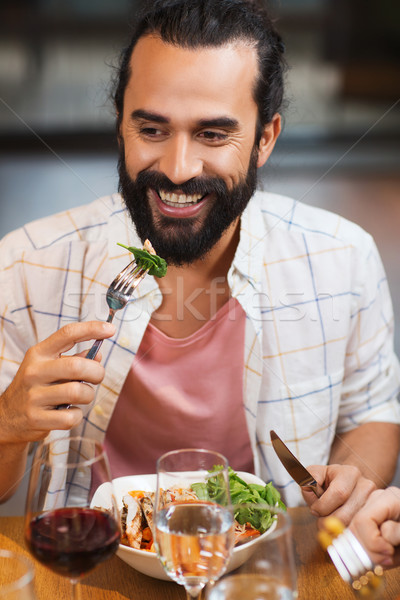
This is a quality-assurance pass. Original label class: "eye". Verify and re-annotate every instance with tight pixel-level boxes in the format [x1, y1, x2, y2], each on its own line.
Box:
[140, 127, 160, 136]
[139, 126, 167, 139]
[198, 130, 228, 143]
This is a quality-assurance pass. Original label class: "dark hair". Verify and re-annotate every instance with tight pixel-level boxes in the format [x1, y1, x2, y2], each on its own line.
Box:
[113, 0, 286, 141]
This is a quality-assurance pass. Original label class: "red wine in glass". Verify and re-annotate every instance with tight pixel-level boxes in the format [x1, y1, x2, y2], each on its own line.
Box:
[25, 507, 120, 579]
[24, 436, 120, 600]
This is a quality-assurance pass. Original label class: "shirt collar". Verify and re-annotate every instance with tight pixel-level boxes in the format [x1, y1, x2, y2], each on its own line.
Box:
[230, 191, 265, 292]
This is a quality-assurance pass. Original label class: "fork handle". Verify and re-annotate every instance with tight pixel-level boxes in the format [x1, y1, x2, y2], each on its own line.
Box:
[55, 311, 115, 410]
[85, 338, 105, 361]
[85, 311, 115, 360]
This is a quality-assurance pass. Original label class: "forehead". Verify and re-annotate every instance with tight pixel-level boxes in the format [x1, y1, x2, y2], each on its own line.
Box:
[123, 34, 259, 121]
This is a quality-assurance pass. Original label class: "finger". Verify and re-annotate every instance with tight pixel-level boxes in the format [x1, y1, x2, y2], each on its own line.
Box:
[363, 545, 394, 567]
[29, 406, 84, 432]
[29, 381, 96, 409]
[348, 490, 392, 560]
[25, 356, 105, 387]
[307, 465, 375, 521]
[326, 477, 376, 525]
[381, 520, 400, 548]
[308, 479, 357, 519]
[349, 511, 393, 564]
[19, 403, 84, 438]
[367, 487, 400, 526]
[302, 488, 322, 508]
[348, 487, 400, 550]
[50, 356, 105, 385]
[35, 322, 115, 358]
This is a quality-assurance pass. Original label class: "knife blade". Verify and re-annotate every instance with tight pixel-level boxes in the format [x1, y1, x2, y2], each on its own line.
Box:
[270, 430, 324, 498]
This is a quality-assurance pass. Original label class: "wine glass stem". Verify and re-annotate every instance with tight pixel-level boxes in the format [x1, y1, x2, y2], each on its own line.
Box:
[186, 590, 203, 600]
[71, 581, 82, 600]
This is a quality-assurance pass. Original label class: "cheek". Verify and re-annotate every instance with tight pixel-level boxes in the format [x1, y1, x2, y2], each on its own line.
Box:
[124, 141, 157, 177]
[205, 146, 253, 186]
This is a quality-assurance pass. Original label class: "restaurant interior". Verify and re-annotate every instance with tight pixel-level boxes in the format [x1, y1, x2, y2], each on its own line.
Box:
[0, 0, 400, 524]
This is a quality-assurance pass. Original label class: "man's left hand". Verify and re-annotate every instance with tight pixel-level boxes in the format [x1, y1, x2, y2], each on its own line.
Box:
[301, 463, 376, 526]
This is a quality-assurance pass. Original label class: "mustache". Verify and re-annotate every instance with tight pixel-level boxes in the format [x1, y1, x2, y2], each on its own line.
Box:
[133, 169, 229, 197]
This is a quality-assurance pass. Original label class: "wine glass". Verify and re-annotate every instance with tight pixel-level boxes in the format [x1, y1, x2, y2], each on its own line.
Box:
[154, 448, 234, 600]
[24, 436, 120, 600]
[0, 549, 37, 600]
[206, 504, 297, 600]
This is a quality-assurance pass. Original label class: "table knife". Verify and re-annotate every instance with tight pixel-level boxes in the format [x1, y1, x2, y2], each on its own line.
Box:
[270, 430, 324, 498]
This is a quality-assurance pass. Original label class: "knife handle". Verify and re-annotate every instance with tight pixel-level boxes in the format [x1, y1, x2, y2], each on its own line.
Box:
[302, 481, 324, 498]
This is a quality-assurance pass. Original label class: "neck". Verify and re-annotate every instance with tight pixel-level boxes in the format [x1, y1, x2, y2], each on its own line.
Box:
[151, 218, 241, 337]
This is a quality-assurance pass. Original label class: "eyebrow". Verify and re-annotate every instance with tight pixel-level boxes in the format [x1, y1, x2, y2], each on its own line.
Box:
[197, 117, 239, 130]
[130, 110, 239, 130]
[130, 109, 169, 124]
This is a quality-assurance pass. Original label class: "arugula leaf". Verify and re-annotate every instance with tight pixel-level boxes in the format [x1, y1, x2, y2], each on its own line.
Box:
[117, 243, 168, 278]
[191, 468, 230, 505]
[191, 482, 208, 500]
[191, 466, 286, 535]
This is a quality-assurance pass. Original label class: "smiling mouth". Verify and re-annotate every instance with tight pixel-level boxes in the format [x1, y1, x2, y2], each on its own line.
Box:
[158, 190, 205, 207]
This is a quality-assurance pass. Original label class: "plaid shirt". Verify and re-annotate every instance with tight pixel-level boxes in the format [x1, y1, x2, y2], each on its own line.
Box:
[1, 191, 399, 506]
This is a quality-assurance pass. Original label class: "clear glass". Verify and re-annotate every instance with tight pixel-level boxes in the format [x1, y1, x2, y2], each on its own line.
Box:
[0, 549, 37, 600]
[24, 436, 120, 600]
[154, 448, 234, 600]
[206, 504, 297, 600]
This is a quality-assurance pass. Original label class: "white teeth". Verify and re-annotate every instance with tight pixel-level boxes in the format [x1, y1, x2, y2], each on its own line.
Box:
[158, 191, 203, 206]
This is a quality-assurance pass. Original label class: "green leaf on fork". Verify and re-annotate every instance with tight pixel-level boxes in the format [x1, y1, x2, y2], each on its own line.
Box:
[117, 243, 168, 278]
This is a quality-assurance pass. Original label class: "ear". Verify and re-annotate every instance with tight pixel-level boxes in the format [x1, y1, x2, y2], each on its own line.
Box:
[256, 113, 281, 168]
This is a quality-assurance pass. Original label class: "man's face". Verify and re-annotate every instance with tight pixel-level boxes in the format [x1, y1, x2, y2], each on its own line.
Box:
[118, 35, 264, 265]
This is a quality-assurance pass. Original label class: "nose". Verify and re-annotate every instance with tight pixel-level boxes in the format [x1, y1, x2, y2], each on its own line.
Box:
[158, 134, 203, 184]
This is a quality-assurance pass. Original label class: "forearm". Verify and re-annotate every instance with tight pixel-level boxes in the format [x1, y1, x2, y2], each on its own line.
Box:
[329, 422, 400, 487]
[0, 442, 29, 502]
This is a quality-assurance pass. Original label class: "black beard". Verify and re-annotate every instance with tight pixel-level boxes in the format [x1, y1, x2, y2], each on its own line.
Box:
[118, 146, 259, 266]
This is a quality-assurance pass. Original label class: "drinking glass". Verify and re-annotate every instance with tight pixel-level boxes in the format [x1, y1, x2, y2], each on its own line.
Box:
[154, 448, 234, 600]
[24, 436, 120, 600]
[0, 550, 36, 600]
[206, 504, 297, 600]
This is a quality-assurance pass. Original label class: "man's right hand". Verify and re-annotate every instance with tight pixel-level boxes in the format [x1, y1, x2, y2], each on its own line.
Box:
[0, 321, 115, 444]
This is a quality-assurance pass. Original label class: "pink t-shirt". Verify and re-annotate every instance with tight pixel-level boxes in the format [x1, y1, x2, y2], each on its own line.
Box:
[104, 297, 254, 476]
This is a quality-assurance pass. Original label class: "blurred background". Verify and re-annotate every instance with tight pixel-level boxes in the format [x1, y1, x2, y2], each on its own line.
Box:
[0, 0, 399, 513]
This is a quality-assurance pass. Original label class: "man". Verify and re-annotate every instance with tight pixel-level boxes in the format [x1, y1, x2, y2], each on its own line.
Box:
[0, 0, 399, 524]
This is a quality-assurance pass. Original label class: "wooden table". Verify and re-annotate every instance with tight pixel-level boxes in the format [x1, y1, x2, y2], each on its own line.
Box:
[1, 509, 400, 599]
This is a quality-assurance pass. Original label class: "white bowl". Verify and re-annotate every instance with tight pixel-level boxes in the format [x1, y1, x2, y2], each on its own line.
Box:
[95, 472, 277, 581]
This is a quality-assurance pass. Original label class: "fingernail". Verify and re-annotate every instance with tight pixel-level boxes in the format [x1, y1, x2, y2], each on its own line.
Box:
[310, 509, 319, 517]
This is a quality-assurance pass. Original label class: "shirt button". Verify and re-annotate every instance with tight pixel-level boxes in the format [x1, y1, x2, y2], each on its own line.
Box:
[93, 404, 105, 416]
[119, 336, 130, 348]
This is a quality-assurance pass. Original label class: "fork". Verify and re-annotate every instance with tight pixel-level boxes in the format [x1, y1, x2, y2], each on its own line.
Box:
[85, 259, 149, 360]
[326, 529, 384, 597]
[56, 259, 149, 409]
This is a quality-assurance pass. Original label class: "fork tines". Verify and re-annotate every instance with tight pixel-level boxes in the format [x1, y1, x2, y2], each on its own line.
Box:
[113, 261, 148, 294]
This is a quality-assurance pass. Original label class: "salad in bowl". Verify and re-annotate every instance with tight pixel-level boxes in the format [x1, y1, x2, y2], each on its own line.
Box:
[93, 469, 285, 580]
